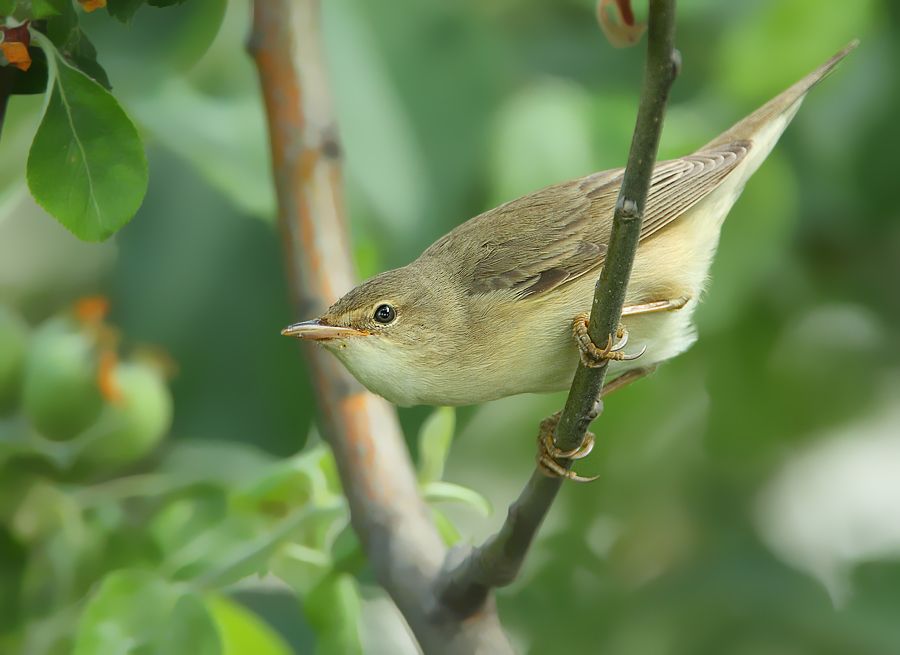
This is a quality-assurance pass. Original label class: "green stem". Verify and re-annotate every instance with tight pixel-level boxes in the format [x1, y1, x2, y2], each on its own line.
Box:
[436, 0, 679, 616]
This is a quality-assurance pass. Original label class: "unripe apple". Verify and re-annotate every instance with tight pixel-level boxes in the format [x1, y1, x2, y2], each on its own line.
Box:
[22, 317, 102, 440]
[77, 361, 172, 471]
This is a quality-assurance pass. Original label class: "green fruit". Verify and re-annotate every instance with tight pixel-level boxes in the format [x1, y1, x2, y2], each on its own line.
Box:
[0, 305, 29, 415]
[77, 361, 172, 471]
[22, 317, 102, 440]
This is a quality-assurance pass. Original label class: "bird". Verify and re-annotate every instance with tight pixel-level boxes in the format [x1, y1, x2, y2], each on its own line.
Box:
[282, 43, 856, 409]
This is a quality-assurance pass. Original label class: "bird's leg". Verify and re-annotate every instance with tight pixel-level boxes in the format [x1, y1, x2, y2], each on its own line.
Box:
[620, 295, 690, 317]
[600, 365, 657, 398]
[573, 315, 646, 368]
[536, 411, 599, 483]
[572, 296, 689, 368]
[537, 367, 657, 482]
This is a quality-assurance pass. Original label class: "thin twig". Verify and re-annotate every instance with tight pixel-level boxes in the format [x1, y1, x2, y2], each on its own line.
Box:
[248, 1, 512, 652]
[437, 0, 679, 615]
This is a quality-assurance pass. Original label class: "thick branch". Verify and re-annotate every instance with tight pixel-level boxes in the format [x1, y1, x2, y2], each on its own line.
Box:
[438, 0, 679, 615]
[248, 1, 512, 652]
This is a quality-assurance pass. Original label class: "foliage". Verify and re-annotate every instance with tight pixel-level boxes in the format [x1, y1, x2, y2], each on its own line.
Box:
[2, 0, 185, 241]
[1, 0, 899, 653]
[0, 302, 482, 653]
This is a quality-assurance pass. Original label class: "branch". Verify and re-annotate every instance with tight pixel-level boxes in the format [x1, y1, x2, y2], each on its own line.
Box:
[248, 1, 512, 652]
[437, 0, 679, 615]
[0, 65, 15, 141]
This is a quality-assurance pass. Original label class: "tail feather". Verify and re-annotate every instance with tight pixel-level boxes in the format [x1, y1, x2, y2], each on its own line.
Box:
[703, 40, 859, 150]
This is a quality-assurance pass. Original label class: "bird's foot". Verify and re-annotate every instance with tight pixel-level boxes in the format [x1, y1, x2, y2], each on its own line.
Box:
[536, 411, 599, 483]
[572, 314, 646, 368]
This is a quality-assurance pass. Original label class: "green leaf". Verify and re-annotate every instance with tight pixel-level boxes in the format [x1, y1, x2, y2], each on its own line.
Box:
[147, 0, 187, 6]
[159, 439, 276, 487]
[43, 1, 110, 89]
[150, 489, 229, 559]
[166, 512, 272, 585]
[422, 481, 492, 517]
[160, 594, 222, 655]
[304, 573, 363, 655]
[207, 595, 293, 655]
[106, 0, 145, 22]
[32, 0, 69, 18]
[27, 33, 147, 242]
[232, 446, 341, 516]
[0, 0, 17, 16]
[62, 29, 112, 90]
[417, 406, 455, 483]
[74, 570, 221, 655]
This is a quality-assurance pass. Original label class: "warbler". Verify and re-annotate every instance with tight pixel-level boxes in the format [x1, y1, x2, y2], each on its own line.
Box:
[283, 43, 856, 408]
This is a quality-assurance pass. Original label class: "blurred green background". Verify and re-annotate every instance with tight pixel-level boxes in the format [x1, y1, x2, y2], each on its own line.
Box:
[1, 0, 899, 653]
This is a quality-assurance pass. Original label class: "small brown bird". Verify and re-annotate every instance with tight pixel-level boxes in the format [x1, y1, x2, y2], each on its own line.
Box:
[283, 44, 856, 408]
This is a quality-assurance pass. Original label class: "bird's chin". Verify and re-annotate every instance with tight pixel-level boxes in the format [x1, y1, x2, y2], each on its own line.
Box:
[323, 335, 420, 406]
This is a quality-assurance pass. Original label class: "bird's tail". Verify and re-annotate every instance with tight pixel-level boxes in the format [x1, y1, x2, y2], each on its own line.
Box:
[702, 40, 858, 153]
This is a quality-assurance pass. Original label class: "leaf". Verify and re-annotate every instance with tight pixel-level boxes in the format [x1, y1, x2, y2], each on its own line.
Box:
[32, 0, 70, 18]
[422, 481, 492, 517]
[43, 2, 111, 90]
[165, 512, 272, 585]
[27, 33, 147, 242]
[159, 439, 276, 487]
[231, 446, 342, 517]
[74, 570, 221, 655]
[207, 594, 293, 655]
[160, 594, 222, 655]
[417, 406, 455, 484]
[304, 573, 363, 655]
[62, 29, 112, 90]
[106, 0, 144, 22]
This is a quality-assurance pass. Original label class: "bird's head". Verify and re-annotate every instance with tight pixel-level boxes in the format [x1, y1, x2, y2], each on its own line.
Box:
[281, 266, 463, 404]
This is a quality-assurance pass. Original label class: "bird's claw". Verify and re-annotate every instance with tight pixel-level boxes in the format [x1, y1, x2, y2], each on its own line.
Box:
[573, 315, 646, 368]
[536, 412, 599, 483]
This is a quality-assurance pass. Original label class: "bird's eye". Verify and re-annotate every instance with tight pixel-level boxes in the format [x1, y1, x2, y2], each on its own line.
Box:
[373, 304, 396, 324]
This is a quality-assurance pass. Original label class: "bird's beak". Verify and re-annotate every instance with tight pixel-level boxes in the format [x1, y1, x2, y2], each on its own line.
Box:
[281, 319, 367, 341]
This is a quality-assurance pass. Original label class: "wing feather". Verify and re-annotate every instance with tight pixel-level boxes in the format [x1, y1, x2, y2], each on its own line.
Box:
[450, 141, 749, 298]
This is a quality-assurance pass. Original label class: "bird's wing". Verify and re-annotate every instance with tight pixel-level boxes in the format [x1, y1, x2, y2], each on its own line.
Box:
[461, 141, 750, 298]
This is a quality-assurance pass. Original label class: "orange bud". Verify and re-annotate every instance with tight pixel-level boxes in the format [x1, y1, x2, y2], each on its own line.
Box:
[74, 296, 110, 325]
[78, 0, 107, 12]
[97, 349, 123, 404]
[0, 42, 31, 72]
